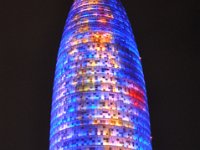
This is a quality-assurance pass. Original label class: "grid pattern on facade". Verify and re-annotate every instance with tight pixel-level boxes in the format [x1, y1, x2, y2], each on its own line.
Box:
[49, 0, 152, 149]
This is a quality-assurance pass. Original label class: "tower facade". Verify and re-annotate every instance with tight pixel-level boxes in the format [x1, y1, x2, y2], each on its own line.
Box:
[50, 0, 152, 149]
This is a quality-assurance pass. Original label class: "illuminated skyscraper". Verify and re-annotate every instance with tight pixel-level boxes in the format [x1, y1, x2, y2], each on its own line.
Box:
[49, 0, 152, 149]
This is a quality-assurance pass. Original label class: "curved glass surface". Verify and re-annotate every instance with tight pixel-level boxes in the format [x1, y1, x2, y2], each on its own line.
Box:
[49, 0, 152, 149]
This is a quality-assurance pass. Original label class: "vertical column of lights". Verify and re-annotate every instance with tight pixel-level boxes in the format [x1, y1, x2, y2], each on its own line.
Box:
[50, 0, 152, 150]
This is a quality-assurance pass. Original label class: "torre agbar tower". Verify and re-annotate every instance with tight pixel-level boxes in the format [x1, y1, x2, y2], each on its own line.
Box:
[49, 0, 152, 149]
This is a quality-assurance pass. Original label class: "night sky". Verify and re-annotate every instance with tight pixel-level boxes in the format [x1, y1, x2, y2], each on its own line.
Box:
[1, 0, 199, 149]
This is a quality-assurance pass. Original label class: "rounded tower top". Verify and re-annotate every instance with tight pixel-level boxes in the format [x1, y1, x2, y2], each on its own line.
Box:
[49, 0, 152, 149]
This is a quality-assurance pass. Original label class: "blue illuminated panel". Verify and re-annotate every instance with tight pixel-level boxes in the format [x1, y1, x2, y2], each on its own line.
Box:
[49, 0, 152, 149]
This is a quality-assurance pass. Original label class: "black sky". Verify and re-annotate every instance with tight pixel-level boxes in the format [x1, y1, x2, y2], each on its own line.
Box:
[0, 0, 199, 149]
